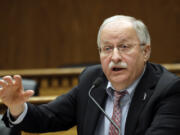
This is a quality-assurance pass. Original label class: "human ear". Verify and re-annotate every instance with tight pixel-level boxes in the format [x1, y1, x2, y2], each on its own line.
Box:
[143, 45, 151, 62]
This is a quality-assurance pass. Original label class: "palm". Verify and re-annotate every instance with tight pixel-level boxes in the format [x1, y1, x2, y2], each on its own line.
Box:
[1, 85, 25, 107]
[0, 75, 34, 115]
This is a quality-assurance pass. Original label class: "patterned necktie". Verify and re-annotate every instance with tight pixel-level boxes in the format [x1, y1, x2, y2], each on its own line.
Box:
[109, 90, 127, 135]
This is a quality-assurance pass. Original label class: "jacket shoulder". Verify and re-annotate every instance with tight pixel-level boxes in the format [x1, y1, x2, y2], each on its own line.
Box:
[149, 62, 180, 95]
[78, 64, 106, 87]
[150, 62, 179, 80]
[79, 64, 103, 79]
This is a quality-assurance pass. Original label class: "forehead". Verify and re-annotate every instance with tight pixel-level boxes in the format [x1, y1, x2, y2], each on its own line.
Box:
[100, 21, 139, 44]
[102, 20, 133, 30]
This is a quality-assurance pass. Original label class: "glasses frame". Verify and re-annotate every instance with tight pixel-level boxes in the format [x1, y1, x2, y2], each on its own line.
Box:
[98, 43, 145, 55]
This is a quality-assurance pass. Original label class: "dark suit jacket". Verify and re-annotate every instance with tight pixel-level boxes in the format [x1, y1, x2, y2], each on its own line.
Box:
[3, 62, 180, 135]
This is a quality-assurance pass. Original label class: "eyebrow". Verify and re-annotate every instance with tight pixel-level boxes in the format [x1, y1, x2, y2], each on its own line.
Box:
[102, 40, 112, 44]
[102, 39, 129, 45]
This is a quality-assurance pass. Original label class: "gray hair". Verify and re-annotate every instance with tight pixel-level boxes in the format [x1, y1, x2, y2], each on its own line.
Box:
[97, 15, 151, 48]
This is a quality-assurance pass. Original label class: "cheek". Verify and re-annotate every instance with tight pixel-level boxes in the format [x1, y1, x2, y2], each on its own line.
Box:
[100, 55, 110, 72]
[125, 53, 145, 71]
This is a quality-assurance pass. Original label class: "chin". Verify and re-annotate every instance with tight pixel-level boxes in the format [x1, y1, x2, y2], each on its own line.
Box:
[110, 76, 129, 85]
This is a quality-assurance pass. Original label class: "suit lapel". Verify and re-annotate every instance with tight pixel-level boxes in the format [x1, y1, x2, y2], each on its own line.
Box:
[83, 77, 108, 135]
[125, 63, 161, 135]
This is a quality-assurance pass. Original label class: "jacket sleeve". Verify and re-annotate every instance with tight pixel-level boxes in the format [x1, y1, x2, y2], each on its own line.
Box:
[1, 83, 79, 133]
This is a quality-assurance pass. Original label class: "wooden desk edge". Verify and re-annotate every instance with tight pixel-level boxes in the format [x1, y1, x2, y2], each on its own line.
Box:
[0, 96, 57, 107]
[0, 67, 85, 77]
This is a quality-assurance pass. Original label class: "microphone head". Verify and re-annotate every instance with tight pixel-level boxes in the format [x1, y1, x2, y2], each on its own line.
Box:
[93, 77, 103, 87]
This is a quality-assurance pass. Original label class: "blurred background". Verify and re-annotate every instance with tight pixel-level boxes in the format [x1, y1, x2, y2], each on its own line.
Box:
[0, 1, 180, 135]
[0, 0, 180, 69]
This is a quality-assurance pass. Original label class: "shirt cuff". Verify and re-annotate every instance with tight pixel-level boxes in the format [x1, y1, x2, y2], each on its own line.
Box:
[7, 103, 28, 125]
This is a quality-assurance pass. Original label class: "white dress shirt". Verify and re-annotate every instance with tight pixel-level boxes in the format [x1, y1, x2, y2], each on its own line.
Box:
[95, 69, 145, 135]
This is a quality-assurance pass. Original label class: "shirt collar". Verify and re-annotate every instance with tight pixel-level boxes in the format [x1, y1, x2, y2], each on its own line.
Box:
[106, 65, 146, 99]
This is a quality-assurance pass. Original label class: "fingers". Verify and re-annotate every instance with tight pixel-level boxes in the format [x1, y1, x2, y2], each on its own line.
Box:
[13, 75, 23, 90]
[13, 75, 22, 85]
[0, 75, 23, 91]
[0, 80, 8, 88]
[0, 80, 7, 97]
[3, 76, 14, 85]
[0, 76, 16, 98]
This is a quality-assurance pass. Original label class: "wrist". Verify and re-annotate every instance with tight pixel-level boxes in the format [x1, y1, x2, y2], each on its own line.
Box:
[9, 104, 25, 119]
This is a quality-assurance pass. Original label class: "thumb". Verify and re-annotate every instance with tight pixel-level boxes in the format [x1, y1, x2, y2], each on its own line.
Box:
[23, 90, 34, 100]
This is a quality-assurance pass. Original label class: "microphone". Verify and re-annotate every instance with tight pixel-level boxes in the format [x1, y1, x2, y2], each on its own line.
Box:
[88, 77, 121, 135]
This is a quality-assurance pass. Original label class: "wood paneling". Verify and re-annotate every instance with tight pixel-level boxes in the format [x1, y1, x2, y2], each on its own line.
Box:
[0, 0, 180, 69]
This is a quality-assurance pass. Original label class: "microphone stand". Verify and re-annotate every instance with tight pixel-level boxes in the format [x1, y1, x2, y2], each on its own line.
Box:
[88, 85, 121, 135]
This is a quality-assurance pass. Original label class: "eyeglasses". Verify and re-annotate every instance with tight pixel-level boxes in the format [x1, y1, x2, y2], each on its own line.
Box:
[99, 43, 144, 55]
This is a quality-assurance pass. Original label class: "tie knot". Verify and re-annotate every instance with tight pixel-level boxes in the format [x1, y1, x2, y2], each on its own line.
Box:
[114, 90, 127, 103]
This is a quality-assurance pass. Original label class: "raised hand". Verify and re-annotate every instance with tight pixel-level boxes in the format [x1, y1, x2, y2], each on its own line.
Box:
[0, 75, 34, 117]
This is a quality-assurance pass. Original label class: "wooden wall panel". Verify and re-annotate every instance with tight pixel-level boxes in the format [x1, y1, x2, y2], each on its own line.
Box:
[0, 0, 179, 69]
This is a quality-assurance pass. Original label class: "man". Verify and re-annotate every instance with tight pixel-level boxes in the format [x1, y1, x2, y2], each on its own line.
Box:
[0, 15, 180, 135]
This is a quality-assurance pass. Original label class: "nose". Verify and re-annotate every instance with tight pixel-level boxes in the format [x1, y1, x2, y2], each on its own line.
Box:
[111, 48, 122, 63]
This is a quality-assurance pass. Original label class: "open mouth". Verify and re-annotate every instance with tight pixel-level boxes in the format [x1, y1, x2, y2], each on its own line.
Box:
[112, 67, 123, 71]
